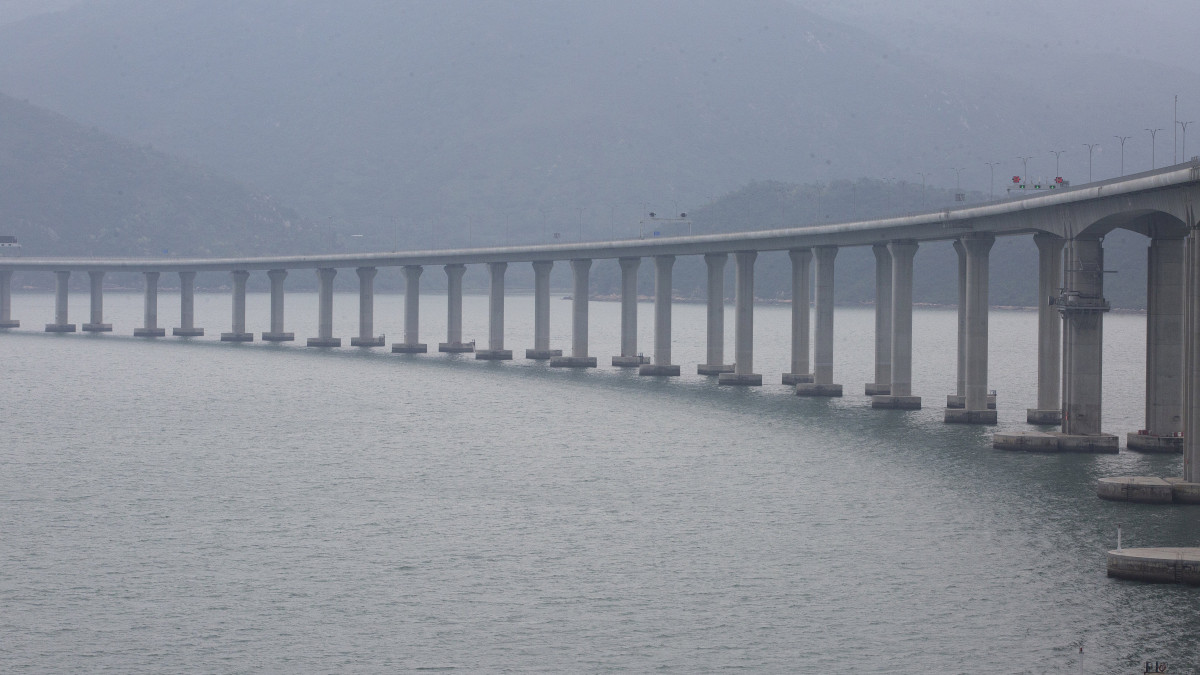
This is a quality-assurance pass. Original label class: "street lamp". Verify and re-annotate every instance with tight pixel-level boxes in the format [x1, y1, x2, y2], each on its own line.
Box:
[1114, 135, 1131, 176]
[577, 207, 586, 242]
[1180, 121, 1194, 161]
[915, 172, 930, 207]
[1049, 150, 1066, 179]
[1145, 128, 1163, 169]
[1017, 156, 1033, 187]
[985, 162, 1001, 200]
[1082, 143, 1099, 183]
[952, 167, 966, 202]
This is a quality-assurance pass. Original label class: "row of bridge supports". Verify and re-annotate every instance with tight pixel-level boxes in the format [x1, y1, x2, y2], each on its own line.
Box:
[0, 232, 1192, 449]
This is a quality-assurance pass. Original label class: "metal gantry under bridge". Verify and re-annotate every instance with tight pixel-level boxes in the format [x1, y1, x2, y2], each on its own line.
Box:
[4, 162, 1200, 483]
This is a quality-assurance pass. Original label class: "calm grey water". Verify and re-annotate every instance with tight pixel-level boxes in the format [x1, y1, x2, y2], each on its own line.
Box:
[2, 290, 1198, 673]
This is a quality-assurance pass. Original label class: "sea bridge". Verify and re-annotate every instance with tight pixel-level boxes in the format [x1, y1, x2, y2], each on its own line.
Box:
[4, 161, 1200, 483]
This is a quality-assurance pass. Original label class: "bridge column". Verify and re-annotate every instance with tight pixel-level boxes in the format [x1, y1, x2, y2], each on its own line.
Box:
[1184, 232, 1200, 482]
[221, 270, 254, 342]
[477, 262, 512, 360]
[526, 261, 559, 359]
[307, 267, 341, 347]
[1028, 234, 1065, 424]
[262, 269, 294, 341]
[873, 240, 920, 409]
[551, 259, 596, 367]
[0, 270, 17, 328]
[611, 257, 641, 366]
[133, 271, 164, 336]
[392, 266, 426, 352]
[865, 244, 892, 395]
[45, 270, 76, 332]
[1056, 237, 1116, 449]
[1129, 236, 1185, 452]
[698, 253, 732, 375]
[782, 248, 813, 384]
[438, 264, 472, 352]
[350, 266, 384, 347]
[640, 255, 679, 376]
[82, 271, 112, 332]
[946, 235, 995, 423]
[796, 246, 841, 396]
[172, 271, 204, 336]
[720, 250, 761, 385]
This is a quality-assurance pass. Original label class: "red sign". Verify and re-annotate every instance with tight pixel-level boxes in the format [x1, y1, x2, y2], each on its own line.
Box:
[1012, 176, 1021, 183]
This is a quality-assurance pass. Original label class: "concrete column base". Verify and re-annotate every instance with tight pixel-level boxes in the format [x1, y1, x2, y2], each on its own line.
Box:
[438, 341, 475, 353]
[946, 394, 997, 409]
[307, 337, 342, 347]
[718, 372, 762, 386]
[82, 323, 112, 332]
[1026, 408, 1062, 425]
[475, 349, 513, 360]
[0, 320, 19, 328]
[944, 408, 998, 424]
[639, 364, 681, 376]
[526, 348, 562, 360]
[697, 363, 734, 375]
[221, 332, 254, 342]
[991, 430, 1118, 452]
[550, 355, 597, 368]
[782, 372, 815, 385]
[1107, 547, 1200, 585]
[865, 383, 891, 395]
[872, 395, 922, 409]
[133, 327, 165, 337]
[795, 383, 843, 397]
[392, 342, 427, 353]
[1097, 477, 1175, 503]
[350, 336, 385, 347]
[173, 327, 205, 337]
[611, 354, 646, 367]
[263, 332, 295, 342]
[45, 323, 77, 333]
[1125, 433, 1184, 453]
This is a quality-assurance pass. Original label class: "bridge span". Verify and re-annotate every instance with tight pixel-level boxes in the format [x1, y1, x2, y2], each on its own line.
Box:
[4, 162, 1200, 481]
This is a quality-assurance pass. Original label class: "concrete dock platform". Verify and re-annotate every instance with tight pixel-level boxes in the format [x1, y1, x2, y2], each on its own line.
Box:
[697, 363, 734, 375]
[639, 364, 681, 376]
[263, 331, 295, 342]
[307, 337, 342, 347]
[946, 394, 996, 409]
[45, 323, 76, 333]
[1107, 547, 1200, 585]
[1096, 476, 1200, 504]
[549, 355, 597, 368]
[526, 348, 561, 360]
[718, 372, 762, 386]
[350, 336, 386, 347]
[391, 342, 427, 353]
[475, 349, 513, 360]
[782, 373, 815, 385]
[221, 332, 254, 342]
[438, 341, 475, 353]
[1125, 432, 1184, 453]
[611, 354, 645, 367]
[82, 323, 112, 332]
[0, 320, 19, 328]
[174, 327, 206, 337]
[795, 383, 842, 397]
[133, 327, 165, 337]
[993, 430, 1118, 452]
[872, 395, 921, 410]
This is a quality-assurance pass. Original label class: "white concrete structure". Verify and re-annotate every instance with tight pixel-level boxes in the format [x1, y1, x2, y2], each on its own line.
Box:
[221, 270, 253, 342]
[611, 257, 641, 367]
[640, 255, 680, 376]
[392, 265, 425, 353]
[82, 270, 111, 332]
[133, 271, 164, 337]
[307, 267, 341, 347]
[262, 269, 293, 342]
[698, 253, 732, 375]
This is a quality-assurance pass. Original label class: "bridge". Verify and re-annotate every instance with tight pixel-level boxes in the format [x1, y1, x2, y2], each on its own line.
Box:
[3, 162, 1200, 485]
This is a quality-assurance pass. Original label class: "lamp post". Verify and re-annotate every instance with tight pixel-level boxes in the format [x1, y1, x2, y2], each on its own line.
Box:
[952, 167, 966, 202]
[916, 172, 930, 208]
[1145, 128, 1162, 169]
[1180, 121, 1194, 161]
[1017, 156, 1033, 187]
[985, 162, 1001, 200]
[1082, 143, 1099, 183]
[1049, 150, 1066, 180]
[1114, 135, 1131, 176]
[577, 207, 586, 242]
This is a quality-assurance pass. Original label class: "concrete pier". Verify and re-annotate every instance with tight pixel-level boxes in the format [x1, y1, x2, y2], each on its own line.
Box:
[476, 262, 512, 360]
[865, 244, 892, 395]
[640, 255, 680, 376]
[133, 271, 164, 337]
[307, 267, 342, 347]
[1186, 231, 1200, 483]
[392, 265, 426, 353]
[82, 270, 112, 332]
[1107, 548, 1200, 585]
[698, 253, 733, 375]
[350, 266, 384, 347]
[611, 257, 642, 366]
[873, 240, 920, 409]
[720, 251, 761, 385]
[782, 249, 813, 385]
[796, 246, 841, 396]
[1054, 237, 1117, 450]
[0, 269, 17, 328]
[551, 259, 596, 367]
[1027, 234, 1064, 424]
[439, 264, 473, 353]
[172, 271, 204, 337]
[44, 270, 76, 332]
[262, 269, 294, 341]
[1128, 236, 1185, 452]
[993, 430, 1120, 453]
[945, 235, 995, 423]
[526, 261, 560, 360]
[946, 240, 967, 408]
[221, 270, 254, 342]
